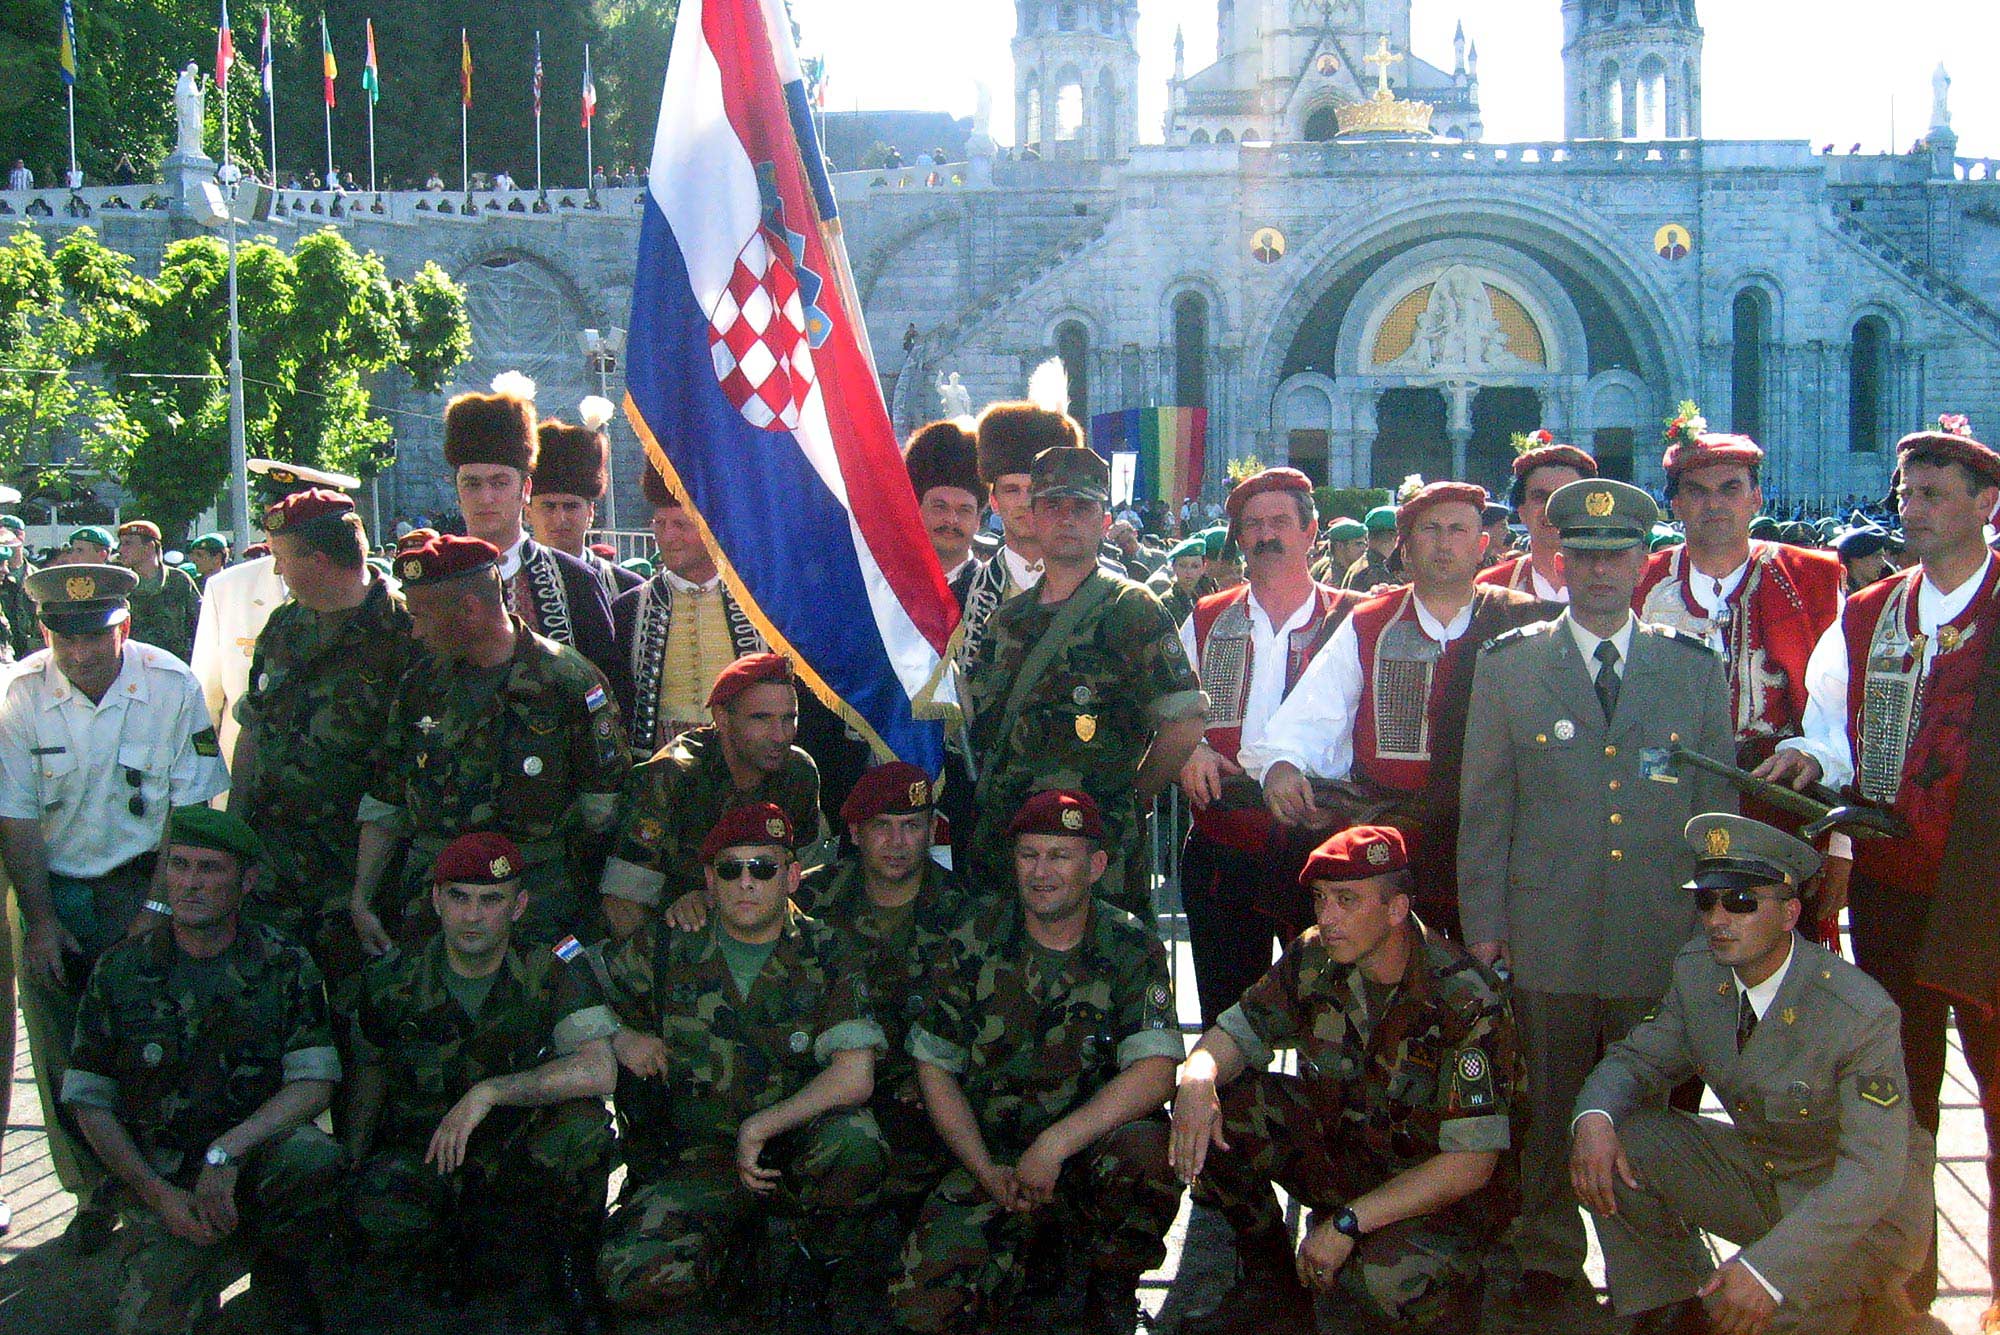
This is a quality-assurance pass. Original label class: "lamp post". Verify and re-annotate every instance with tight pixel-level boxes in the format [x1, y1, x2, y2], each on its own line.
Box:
[218, 160, 249, 545]
[579, 326, 627, 532]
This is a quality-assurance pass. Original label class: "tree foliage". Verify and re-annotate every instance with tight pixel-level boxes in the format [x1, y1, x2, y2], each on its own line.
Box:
[0, 224, 468, 539]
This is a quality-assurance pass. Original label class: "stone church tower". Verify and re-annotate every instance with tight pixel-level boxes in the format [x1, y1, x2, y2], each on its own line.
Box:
[1013, 0, 1141, 160]
[1562, 0, 1703, 140]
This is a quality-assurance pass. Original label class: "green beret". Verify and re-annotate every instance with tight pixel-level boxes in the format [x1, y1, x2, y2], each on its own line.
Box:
[1363, 506, 1399, 534]
[189, 533, 230, 553]
[1323, 518, 1368, 542]
[1649, 526, 1683, 552]
[1200, 527, 1227, 558]
[166, 806, 266, 865]
[621, 557, 655, 577]
[1168, 537, 1206, 561]
[175, 562, 199, 576]
[1747, 515, 1780, 538]
[68, 526, 113, 549]
[0, 514, 23, 537]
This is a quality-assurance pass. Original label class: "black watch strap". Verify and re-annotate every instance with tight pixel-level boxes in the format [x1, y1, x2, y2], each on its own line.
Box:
[1331, 1205, 1362, 1239]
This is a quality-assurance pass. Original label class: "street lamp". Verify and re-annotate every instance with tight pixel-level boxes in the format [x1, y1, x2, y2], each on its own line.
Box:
[190, 160, 251, 545]
[579, 326, 627, 532]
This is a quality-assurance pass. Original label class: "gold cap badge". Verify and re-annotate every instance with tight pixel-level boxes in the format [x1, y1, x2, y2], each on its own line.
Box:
[490, 855, 513, 878]
[266, 508, 288, 532]
[1705, 826, 1731, 858]
[64, 575, 95, 600]
[1060, 807, 1084, 831]
[1366, 841, 1392, 866]
[401, 559, 423, 581]
[1584, 490, 1616, 518]
[766, 817, 786, 838]
[909, 780, 929, 807]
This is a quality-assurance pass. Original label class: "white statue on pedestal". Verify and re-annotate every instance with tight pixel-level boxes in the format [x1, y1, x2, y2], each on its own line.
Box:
[174, 63, 208, 159]
[936, 371, 973, 419]
[1931, 64, 1952, 131]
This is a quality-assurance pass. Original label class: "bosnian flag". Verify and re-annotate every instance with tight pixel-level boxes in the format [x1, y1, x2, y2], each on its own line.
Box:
[622, 0, 957, 772]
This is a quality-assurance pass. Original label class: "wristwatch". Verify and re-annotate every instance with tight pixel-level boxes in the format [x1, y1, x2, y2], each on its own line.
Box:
[204, 1144, 234, 1169]
[142, 899, 173, 918]
[1329, 1205, 1363, 1240]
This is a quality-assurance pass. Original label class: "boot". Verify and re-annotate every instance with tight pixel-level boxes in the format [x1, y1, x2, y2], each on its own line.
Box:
[1181, 1233, 1314, 1335]
[550, 1243, 604, 1335]
[1081, 1267, 1146, 1335]
[251, 1251, 326, 1335]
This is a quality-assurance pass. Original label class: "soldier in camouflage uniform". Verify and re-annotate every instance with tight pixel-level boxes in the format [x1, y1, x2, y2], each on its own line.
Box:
[0, 514, 36, 661]
[231, 489, 426, 1001]
[1145, 537, 1208, 629]
[1172, 826, 1522, 1335]
[964, 446, 1207, 920]
[596, 803, 886, 1318]
[598, 652, 828, 941]
[117, 521, 203, 661]
[350, 535, 629, 953]
[346, 833, 618, 1332]
[803, 762, 973, 1214]
[891, 791, 1184, 1335]
[60, 808, 343, 1335]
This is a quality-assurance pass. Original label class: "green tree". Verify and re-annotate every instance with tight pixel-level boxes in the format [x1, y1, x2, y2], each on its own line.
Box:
[0, 227, 143, 476]
[596, 0, 678, 179]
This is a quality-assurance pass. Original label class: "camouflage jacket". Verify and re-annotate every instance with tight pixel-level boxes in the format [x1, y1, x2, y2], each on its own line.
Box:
[233, 579, 427, 911]
[598, 907, 884, 1158]
[361, 615, 630, 865]
[1217, 920, 1523, 1201]
[908, 895, 1183, 1154]
[1144, 569, 1197, 629]
[352, 934, 617, 1147]
[0, 566, 31, 661]
[803, 857, 973, 1104]
[127, 565, 203, 662]
[60, 921, 341, 1175]
[963, 568, 1204, 871]
[600, 724, 827, 908]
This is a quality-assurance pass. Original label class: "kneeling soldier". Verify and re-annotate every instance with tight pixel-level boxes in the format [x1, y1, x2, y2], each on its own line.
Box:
[1173, 825, 1521, 1335]
[345, 832, 618, 1332]
[1570, 814, 1934, 1334]
[890, 790, 1183, 1335]
[596, 803, 886, 1317]
[61, 809, 344, 1335]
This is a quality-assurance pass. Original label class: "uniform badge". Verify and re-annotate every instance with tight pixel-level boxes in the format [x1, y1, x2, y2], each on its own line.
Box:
[1072, 686, 1092, 706]
[1458, 1051, 1487, 1082]
[788, 1030, 811, 1054]
[1939, 626, 1963, 653]
[1060, 807, 1084, 831]
[141, 1041, 164, 1067]
[1706, 826, 1731, 858]
[636, 818, 665, 843]
[1149, 982, 1170, 1009]
[266, 508, 288, 532]
[767, 817, 787, 839]
[401, 558, 423, 581]
[65, 575, 96, 601]
[416, 716, 439, 734]
[1553, 719, 1575, 742]
[1075, 714, 1097, 742]
[527, 716, 559, 735]
[909, 780, 929, 807]
[491, 854, 514, 878]
[1365, 841, 1391, 867]
[257, 673, 270, 692]
[1780, 1007, 1796, 1026]
[1447, 1047, 1495, 1110]
[522, 756, 544, 777]
[1584, 490, 1616, 518]
[1860, 1076, 1902, 1108]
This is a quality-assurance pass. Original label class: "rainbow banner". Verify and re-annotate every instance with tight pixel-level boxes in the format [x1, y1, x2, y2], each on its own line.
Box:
[1091, 407, 1209, 504]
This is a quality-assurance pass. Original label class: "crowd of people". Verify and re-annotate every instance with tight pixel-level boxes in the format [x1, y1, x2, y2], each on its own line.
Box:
[0, 367, 1991, 1335]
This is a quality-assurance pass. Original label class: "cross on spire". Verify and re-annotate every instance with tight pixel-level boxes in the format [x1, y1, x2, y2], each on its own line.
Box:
[1363, 36, 1404, 98]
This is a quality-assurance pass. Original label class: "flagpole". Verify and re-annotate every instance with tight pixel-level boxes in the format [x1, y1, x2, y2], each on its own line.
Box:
[66, 85, 77, 185]
[324, 97, 334, 182]
[366, 90, 376, 192]
[267, 78, 277, 186]
[583, 43, 594, 194]
[460, 28, 470, 199]
[533, 31, 544, 197]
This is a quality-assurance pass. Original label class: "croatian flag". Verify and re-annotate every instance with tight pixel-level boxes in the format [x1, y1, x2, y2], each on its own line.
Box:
[622, 0, 957, 773]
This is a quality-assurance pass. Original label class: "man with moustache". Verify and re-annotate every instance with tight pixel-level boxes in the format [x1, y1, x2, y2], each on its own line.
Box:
[1458, 479, 1734, 1324]
[904, 421, 986, 606]
[1243, 481, 1550, 939]
[530, 397, 643, 602]
[1759, 414, 2000, 1318]
[1175, 467, 1364, 1026]
[1477, 430, 1597, 602]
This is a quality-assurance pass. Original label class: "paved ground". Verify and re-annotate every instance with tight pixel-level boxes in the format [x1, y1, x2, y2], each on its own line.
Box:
[2, 916, 1993, 1333]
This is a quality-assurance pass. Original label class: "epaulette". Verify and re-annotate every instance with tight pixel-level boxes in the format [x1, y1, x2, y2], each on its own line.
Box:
[1480, 622, 1552, 654]
[1649, 625, 1719, 654]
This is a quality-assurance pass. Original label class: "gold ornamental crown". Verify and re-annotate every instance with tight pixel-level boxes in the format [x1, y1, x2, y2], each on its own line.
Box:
[1334, 91, 1436, 138]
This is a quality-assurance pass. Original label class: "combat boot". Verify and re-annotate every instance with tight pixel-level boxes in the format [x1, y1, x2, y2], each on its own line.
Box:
[251, 1251, 326, 1335]
[1081, 1267, 1147, 1335]
[1180, 1232, 1314, 1335]
[549, 1243, 603, 1335]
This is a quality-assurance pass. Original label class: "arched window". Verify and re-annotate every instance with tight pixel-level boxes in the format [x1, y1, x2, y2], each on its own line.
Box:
[1096, 74, 1120, 157]
[1638, 56, 1667, 138]
[1172, 292, 1208, 409]
[1056, 69, 1085, 141]
[1024, 86, 1043, 148]
[1055, 321, 1091, 426]
[1189, 128, 1210, 144]
[1683, 59, 1699, 136]
[1600, 60, 1622, 138]
[1849, 316, 1891, 453]
[1730, 288, 1768, 440]
[1216, 128, 1235, 144]
[1303, 106, 1340, 141]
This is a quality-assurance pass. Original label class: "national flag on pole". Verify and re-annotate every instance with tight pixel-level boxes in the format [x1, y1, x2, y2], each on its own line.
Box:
[361, 18, 379, 105]
[460, 29, 472, 108]
[622, 0, 958, 773]
[1090, 408, 1210, 504]
[319, 12, 337, 106]
[532, 32, 544, 116]
[581, 44, 597, 127]
[56, 0, 78, 86]
[259, 9, 274, 97]
[216, 0, 236, 88]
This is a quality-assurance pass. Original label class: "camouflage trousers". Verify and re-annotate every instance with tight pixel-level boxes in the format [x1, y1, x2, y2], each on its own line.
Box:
[112, 1124, 345, 1335]
[599, 1108, 887, 1316]
[350, 1098, 613, 1261]
[888, 1117, 1178, 1333]
[1191, 1072, 1494, 1332]
[873, 1086, 954, 1211]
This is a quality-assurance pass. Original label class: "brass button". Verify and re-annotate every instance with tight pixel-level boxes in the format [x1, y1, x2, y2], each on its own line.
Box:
[1763, 1160, 1777, 1174]
[1604, 744, 1618, 758]
[1609, 813, 1623, 826]
[1670, 732, 1680, 743]
[1609, 849, 1624, 862]
[1536, 734, 1548, 744]
[1735, 1100, 1750, 1115]
[1608, 779, 1621, 791]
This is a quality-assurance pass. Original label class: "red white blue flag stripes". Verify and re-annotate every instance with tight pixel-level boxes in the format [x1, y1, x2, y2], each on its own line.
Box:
[621, 0, 958, 773]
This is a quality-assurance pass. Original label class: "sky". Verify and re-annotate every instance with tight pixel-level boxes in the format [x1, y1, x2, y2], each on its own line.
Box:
[788, 0, 1998, 158]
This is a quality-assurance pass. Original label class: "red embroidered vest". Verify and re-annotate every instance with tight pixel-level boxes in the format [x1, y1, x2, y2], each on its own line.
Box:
[1348, 588, 1462, 794]
[1844, 555, 2000, 896]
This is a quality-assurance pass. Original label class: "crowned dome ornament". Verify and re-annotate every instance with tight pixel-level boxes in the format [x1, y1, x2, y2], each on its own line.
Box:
[1334, 38, 1437, 141]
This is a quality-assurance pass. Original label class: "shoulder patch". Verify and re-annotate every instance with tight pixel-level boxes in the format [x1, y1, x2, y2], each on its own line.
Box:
[1649, 625, 1719, 653]
[1480, 623, 1549, 654]
[1859, 1075, 1902, 1109]
[191, 725, 220, 758]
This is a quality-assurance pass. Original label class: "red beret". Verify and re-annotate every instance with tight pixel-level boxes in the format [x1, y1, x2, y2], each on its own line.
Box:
[707, 652, 795, 710]
[1662, 432, 1764, 479]
[1511, 431, 1598, 480]
[699, 802, 795, 863]
[117, 520, 162, 544]
[1397, 481, 1489, 540]
[394, 527, 439, 553]
[1225, 467, 1315, 526]
[242, 542, 271, 560]
[265, 487, 355, 535]
[431, 831, 524, 885]
[1299, 825, 1410, 888]
[396, 534, 499, 587]
[1007, 789, 1104, 842]
[1898, 415, 2000, 489]
[840, 762, 937, 827]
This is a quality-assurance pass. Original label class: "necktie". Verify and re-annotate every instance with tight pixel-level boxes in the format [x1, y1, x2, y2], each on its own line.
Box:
[1737, 990, 1758, 1052]
[1594, 640, 1622, 721]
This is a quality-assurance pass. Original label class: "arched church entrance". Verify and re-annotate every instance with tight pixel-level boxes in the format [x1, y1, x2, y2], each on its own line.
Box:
[1372, 388, 1448, 485]
[1470, 387, 1544, 490]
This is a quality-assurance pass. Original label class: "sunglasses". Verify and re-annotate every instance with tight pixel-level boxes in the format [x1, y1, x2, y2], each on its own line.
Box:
[124, 767, 146, 818]
[713, 856, 783, 882]
[1694, 886, 1791, 915]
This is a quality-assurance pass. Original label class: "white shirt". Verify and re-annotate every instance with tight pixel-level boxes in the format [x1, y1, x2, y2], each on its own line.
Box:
[497, 532, 530, 580]
[7, 167, 32, 191]
[941, 556, 972, 586]
[662, 567, 724, 595]
[1001, 544, 1043, 594]
[1239, 592, 1475, 782]
[1177, 587, 1317, 754]
[189, 555, 288, 764]
[0, 642, 230, 877]
[1782, 559, 1994, 791]
[1527, 562, 1569, 604]
[1566, 612, 1636, 681]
